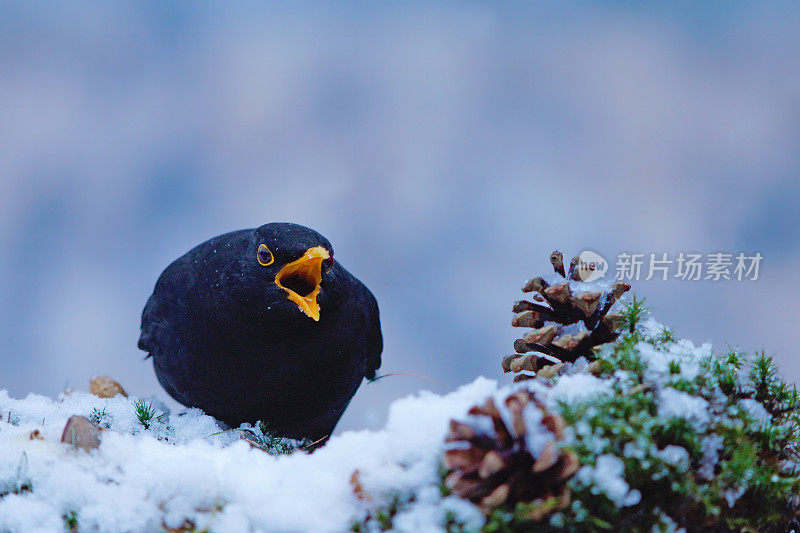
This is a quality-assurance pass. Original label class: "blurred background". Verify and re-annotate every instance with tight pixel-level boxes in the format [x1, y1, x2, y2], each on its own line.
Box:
[1, 2, 798, 432]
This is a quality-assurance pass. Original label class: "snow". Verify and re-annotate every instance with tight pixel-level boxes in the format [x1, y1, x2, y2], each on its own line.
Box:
[0, 379, 495, 533]
[575, 455, 640, 507]
[655, 446, 690, 471]
[0, 497, 63, 532]
[658, 387, 711, 429]
[698, 434, 725, 481]
[391, 490, 484, 533]
[539, 273, 617, 298]
[0, 313, 778, 530]
[635, 322, 710, 383]
[548, 374, 611, 405]
[557, 321, 588, 336]
[0, 356, 642, 532]
[739, 398, 771, 428]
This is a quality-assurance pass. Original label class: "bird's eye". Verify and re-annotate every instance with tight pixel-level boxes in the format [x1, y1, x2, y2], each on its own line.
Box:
[257, 244, 274, 266]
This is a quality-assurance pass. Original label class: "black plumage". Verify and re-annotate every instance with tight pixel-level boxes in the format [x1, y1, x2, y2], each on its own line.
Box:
[138, 222, 382, 442]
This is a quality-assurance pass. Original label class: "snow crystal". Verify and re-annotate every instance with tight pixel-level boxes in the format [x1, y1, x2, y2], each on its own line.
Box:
[640, 317, 665, 338]
[724, 486, 747, 508]
[439, 496, 485, 530]
[566, 356, 591, 375]
[655, 445, 690, 471]
[637, 341, 702, 382]
[655, 511, 684, 532]
[548, 374, 611, 405]
[391, 487, 484, 533]
[723, 469, 753, 508]
[576, 454, 640, 507]
[566, 276, 617, 296]
[613, 369, 633, 383]
[622, 441, 646, 460]
[739, 398, 771, 428]
[558, 321, 588, 336]
[698, 434, 725, 480]
[658, 387, 711, 429]
[521, 403, 558, 459]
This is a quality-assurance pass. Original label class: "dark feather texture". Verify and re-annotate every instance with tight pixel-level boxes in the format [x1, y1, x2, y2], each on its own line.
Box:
[138, 223, 382, 442]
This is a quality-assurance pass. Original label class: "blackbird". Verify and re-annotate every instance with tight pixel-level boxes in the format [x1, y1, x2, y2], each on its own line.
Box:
[138, 222, 382, 442]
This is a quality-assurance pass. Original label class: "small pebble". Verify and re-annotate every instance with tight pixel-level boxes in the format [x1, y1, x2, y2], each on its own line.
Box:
[90, 376, 128, 398]
[61, 415, 102, 451]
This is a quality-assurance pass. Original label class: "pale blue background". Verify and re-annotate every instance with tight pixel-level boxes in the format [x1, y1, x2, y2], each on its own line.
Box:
[1, 2, 798, 431]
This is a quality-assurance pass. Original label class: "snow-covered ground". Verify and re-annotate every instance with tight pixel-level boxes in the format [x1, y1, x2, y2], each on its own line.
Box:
[0, 318, 731, 532]
[0, 377, 500, 532]
[0, 369, 646, 531]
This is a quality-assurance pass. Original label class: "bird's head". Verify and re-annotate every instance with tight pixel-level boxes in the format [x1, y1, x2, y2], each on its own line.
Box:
[252, 223, 335, 322]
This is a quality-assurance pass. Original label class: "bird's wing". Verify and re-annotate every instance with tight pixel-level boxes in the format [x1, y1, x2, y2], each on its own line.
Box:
[363, 286, 383, 380]
[138, 265, 190, 357]
[138, 230, 249, 358]
[137, 292, 159, 355]
[137, 250, 200, 357]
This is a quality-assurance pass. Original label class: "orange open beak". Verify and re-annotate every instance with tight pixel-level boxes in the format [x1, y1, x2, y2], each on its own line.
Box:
[274, 246, 330, 321]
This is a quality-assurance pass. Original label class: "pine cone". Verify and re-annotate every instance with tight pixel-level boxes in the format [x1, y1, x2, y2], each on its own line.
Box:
[443, 391, 579, 518]
[502, 250, 630, 381]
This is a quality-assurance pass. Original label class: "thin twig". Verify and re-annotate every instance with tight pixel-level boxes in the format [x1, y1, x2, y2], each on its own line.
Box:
[369, 372, 451, 393]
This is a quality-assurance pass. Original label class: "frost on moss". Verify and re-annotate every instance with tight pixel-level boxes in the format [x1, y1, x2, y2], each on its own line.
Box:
[478, 301, 800, 532]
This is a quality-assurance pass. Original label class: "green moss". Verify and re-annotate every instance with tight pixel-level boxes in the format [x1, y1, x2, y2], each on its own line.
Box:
[132, 399, 156, 430]
[458, 316, 800, 531]
[620, 295, 647, 334]
[249, 422, 313, 455]
[89, 406, 111, 428]
[350, 491, 416, 532]
[63, 511, 78, 532]
[5, 411, 20, 426]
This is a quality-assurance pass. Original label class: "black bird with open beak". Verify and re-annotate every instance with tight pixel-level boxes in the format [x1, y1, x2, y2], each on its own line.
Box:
[138, 222, 382, 443]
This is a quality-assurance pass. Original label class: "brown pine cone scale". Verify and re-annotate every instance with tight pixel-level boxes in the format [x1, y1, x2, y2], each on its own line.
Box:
[505, 250, 630, 380]
[443, 390, 578, 517]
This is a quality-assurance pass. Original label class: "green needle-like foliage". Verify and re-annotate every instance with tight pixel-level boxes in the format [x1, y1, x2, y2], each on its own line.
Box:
[465, 307, 800, 531]
[428, 259, 800, 532]
[132, 399, 156, 430]
[621, 295, 648, 334]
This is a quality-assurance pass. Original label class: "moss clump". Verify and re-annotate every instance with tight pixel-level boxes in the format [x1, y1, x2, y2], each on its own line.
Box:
[89, 406, 111, 428]
[477, 299, 800, 532]
[63, 511, 78, 532]
[238, 422, 313, 455]
[132, 398, 157, 430]
[5, 411, 20, 426]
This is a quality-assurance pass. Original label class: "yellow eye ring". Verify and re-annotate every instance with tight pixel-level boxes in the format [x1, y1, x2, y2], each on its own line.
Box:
[257, 244, 274, 266]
